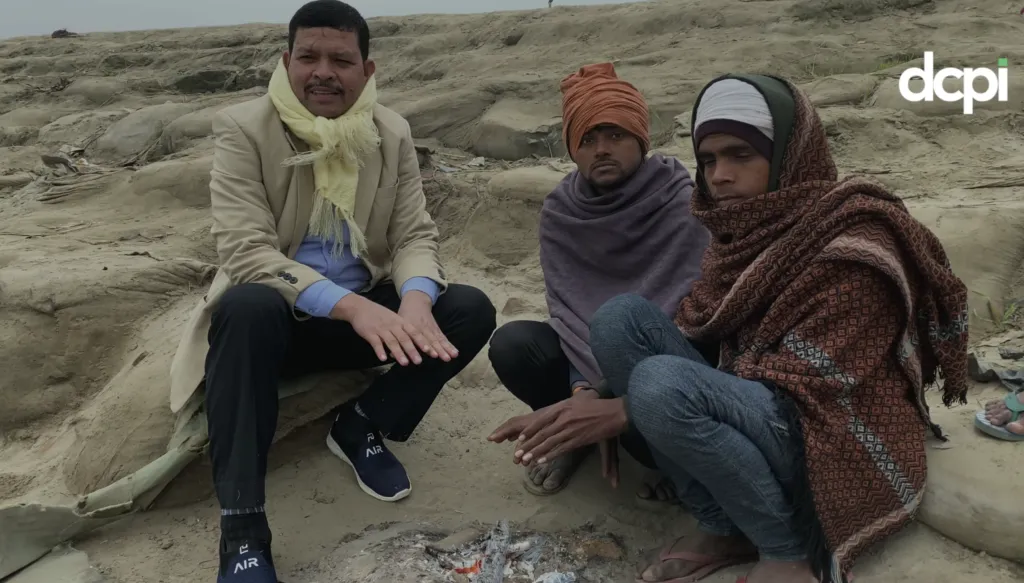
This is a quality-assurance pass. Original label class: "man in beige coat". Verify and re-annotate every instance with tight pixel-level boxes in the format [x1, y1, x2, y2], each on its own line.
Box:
[169, 2, 496, 581]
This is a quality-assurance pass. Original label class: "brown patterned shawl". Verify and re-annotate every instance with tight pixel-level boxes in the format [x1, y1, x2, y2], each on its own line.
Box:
[676, 74, 969, 582]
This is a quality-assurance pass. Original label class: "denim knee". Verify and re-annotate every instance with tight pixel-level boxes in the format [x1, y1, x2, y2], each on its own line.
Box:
[626, 354, 708, 440]
[590, 293, 651, 353]
[628, 355, 696, 437]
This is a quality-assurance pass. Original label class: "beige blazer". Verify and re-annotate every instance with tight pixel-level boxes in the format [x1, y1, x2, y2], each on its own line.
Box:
[169, 95, 447, 413]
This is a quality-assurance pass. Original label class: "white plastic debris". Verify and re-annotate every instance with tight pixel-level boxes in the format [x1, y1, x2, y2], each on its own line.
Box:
[477, 520, 511, 583]
[533, 572, 577, 583]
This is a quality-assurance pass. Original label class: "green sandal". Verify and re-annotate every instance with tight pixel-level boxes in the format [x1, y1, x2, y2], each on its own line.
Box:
[974, 390, 1024, 441]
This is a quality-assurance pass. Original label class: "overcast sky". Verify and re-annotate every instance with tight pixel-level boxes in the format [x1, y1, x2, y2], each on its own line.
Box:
[3, 1, 644, 39]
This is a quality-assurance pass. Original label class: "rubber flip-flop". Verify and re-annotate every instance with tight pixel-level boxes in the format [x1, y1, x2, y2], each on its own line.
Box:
[636, 548, 756, 583]
[973, 392, 1024, 441]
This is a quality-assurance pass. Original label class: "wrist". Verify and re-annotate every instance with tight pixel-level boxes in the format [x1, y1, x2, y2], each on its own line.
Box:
[330, 293, 363, 321]
[401, 290, 433, 308]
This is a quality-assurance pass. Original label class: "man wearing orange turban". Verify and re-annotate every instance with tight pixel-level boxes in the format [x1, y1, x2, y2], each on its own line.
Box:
[488, 62, 710, 504]
[561, 62, 650, 164]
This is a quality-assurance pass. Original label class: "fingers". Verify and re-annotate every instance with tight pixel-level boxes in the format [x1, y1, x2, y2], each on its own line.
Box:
[599, 440, 619, 487]
[380, 314, 427, 365]
[515, 412, 563, 458]
[608, 449, 619, 488]
[402, 322, 437, 359]
[531, 433, 579, 466]
[516, 427, 558, 464]
[434, 329, 459, 360]
[489, 416, 528, 443]
[429, 335, 450, 361]
[607, 466, 619, 488]
[393, 325, 423, 365]
[519, 420, 574, 465]
[422, 321, 458, 361]
[423, 329, 448, 361]
[380, 329, 413, 366]
[490, 406, 561, 457]
[366, 334, 388, 362]
[400, 315, 457, 362]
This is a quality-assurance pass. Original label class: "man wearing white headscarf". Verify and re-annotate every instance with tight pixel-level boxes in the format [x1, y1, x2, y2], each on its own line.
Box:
[690, 77, 778, 208]
[490, 73, 968, 583]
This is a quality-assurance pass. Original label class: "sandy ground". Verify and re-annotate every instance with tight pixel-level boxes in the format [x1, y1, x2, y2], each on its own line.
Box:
[2, 0, 1024, 581]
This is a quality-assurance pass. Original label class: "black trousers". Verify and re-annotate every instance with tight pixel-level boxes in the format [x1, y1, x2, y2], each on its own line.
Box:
[205, 282, 496, 510]
[487, 319, 657, 469]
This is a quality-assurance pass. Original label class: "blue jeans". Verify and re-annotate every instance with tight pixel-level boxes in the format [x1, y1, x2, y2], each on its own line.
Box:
[590, 293, 807, 561]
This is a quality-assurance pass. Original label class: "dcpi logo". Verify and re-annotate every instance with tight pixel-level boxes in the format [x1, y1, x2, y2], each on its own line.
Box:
[898, 52, 1008, 114]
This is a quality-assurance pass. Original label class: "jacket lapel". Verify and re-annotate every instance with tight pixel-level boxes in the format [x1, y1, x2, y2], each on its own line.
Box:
[284, 130, 313, 258]
[354, 146, 382, 234]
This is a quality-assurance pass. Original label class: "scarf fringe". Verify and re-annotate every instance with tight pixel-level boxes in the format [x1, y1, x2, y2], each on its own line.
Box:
[774, 389, 850, 583]
[307, 196, 368, 259]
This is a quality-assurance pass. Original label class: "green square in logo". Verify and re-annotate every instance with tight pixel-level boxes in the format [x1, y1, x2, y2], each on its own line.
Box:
[998, 57, 1008, 67]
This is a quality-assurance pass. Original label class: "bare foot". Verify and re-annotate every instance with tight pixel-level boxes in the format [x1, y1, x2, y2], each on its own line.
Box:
[636, 532, 755, 582]
[743, 559, 818, 583]
[636, 471, 678, 504]
[984, 392, 1024, 435]
[523, 447, 589, 495]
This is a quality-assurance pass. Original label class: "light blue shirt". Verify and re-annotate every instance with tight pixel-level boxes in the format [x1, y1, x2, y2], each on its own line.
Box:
[293, 222, 439, 318]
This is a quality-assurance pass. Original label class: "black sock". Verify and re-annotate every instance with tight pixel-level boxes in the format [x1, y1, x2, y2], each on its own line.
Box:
[219, 511, 272, 574]
[221, 511, 271, 549]
[332, 401, 375, 443]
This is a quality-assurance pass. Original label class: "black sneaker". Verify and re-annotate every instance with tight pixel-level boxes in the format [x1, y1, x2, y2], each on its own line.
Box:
[326, 408, 412, 502]
[216, 541, 277, 583]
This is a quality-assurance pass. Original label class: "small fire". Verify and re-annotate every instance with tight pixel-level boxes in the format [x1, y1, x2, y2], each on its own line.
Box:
[452, 558, 482, 574]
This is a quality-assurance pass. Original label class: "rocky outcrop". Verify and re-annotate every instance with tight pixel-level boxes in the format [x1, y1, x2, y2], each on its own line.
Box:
[471, 98, 564, 161]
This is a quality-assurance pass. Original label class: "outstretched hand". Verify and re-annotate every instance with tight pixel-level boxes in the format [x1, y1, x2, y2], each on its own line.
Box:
[398, 291, 459, 362]
[331, 294, 427, 365]
[330, 292, 458, 366]
[488, 396, 629, 467]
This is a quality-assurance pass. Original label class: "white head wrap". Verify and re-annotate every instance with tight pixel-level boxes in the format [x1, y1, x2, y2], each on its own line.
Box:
[693, 79, 774, 141]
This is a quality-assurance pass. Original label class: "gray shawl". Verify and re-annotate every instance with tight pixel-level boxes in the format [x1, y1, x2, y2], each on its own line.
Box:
[539, 154, 710, 384]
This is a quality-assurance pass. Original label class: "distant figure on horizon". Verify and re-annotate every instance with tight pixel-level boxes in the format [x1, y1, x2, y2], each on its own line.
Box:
[549, 0, 553, 7]
[167, 1, 496, 581]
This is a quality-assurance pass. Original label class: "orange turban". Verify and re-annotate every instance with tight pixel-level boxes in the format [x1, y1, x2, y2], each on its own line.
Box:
[560, 62, 650, 160]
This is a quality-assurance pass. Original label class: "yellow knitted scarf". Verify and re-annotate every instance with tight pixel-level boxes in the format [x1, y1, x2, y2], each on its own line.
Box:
[268, 58, 380, 258]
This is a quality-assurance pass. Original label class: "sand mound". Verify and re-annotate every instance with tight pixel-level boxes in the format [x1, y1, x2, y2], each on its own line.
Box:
[923, 385, 1024, 564]
[2, 0, 1024, 580]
